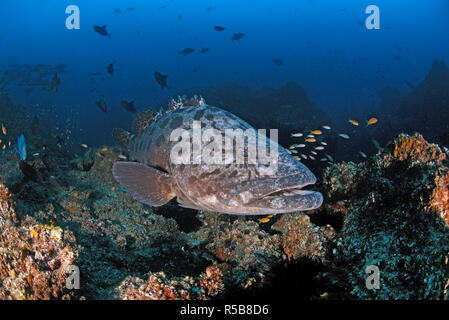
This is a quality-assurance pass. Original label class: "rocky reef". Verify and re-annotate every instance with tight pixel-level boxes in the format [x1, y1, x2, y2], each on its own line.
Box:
[319, 133, 449, 299]
[1, 127, 449, 299]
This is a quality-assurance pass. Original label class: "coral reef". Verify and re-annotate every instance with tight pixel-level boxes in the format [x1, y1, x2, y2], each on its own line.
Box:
[320, 133, 449, 299]
[0, 181, 78, 300]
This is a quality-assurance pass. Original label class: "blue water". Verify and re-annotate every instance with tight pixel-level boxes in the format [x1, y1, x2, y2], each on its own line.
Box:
[1, 0, 448, 149]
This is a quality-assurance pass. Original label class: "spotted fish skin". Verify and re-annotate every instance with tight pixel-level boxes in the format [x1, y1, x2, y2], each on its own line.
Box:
[112, 98, 323, 215]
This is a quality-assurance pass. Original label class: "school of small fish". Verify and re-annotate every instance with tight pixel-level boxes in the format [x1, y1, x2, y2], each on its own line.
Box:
[289, 116, 378, 163]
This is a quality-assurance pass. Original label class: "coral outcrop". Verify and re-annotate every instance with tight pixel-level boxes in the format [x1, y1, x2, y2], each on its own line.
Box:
[320, 133, 449, 299]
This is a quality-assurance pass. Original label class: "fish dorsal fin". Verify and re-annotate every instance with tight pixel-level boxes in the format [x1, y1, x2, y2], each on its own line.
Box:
[112, 162, 175, 207]
[133, 109, 157, 136]
[113, 128, 133, 149]
[167, 95, 206, 112]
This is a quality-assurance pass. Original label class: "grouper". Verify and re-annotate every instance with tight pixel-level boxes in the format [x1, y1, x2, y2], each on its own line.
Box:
[112, 97, 323, 215]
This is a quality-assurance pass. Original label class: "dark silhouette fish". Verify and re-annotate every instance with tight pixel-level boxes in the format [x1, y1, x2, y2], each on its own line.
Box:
[127, 8, 136, 11]
[96, 99, 107, 113]
[113, 8, 121, 13]
[179, 48, 195, 55]
[112, 97, 323, 215]
[49, 73, 60, 92]
[199, 48, 210, 54]
[154, 71, 168, 88]
[94, 25, 111, 38]
[272, 58, 284, 66]
[106, 61, 115, 75]
[231, 33, 245, 41]
[214, 26, 226, 31]
[121, 100, 137, 113]
[206, 6, 213, 13]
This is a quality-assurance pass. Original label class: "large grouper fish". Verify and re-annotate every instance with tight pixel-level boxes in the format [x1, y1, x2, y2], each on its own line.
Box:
[112, 96, 323, 215]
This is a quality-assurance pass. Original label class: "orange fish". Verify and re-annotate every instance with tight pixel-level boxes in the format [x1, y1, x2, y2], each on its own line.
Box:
[259, 217, 270, 223]
[348, 119, 359, 126]
[1, 124, 6, 135]
[310, 130, 322, 135]
[305, 138, 316, 143]
[81, 143, 88, 148]
[366, 117, 378, 126]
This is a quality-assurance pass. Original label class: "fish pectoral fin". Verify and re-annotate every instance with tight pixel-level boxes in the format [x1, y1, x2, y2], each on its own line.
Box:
[112, 162, 175, 207]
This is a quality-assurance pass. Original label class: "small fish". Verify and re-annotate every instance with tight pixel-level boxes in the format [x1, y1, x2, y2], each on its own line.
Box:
[259, 217, 270, 223]
[305, 138, 316, 143]
[366, 117, 378, 126]
[121, 100, 137, 113]
[326, 154, 334, 162]
[206, 6, 213, 13]
[94, 25, 111, 38]
[101, 147, 108, 152]
[338, 133, 350, 139]
[106, 61, 115, 75]
[231, 33, 245, 41]
[372, 139, 382, 151]
[321, 142, 327, 146]
[310, 130, 322, 135]
[320, 158, 327, 162]
[95, 99, 107, 113]
[111, 186, 115, 191]
[291, 132, 303, 137]
[179, 48, 195, 56]
[199, 48, 210, 54]
[297, 144, 306, 148]
[1, 124, 6, 135]
[301, 154, 308, 160]
[2, 145, 5, 150]
[154, 71, 168, 89]
[309, 156, 316, 160]
[307, 134, 315, 138]
[49, 73, 61, 92]
[290, 149, 298, 154]
[15, 134, 26, 160]
[348, 119, 359, 126]
[359, 151, 367, 158]
[310, 151, 317, 155]
[214, 26, 226, 31]
[286, 150, 292, 154]
[314, 146, 325, 150]
[272, 58, 284, 66]
[322, 125, 331, 130]
[118, 154, 127, 160]
[294, 156, 301, 161]
[113, 8, 121, 13]
[81, 144, 88, 148]
[127, 8, 136, 11]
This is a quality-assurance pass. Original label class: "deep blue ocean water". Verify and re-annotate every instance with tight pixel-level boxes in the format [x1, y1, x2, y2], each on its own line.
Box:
[0, 0, 448, 150]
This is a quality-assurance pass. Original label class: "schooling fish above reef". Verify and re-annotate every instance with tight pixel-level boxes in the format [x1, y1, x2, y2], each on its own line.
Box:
[121, 100, 137, 113]
[112, 96, 323, 215]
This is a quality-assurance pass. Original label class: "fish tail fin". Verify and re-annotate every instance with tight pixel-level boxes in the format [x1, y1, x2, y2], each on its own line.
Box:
[113, 128, 133, 149]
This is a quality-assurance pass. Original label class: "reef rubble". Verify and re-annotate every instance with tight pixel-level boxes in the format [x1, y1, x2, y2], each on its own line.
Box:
[0, 132, 449, 300]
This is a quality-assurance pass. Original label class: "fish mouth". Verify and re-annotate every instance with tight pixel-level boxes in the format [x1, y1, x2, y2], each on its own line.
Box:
[227, 170, 323, 215]
[243, 184, 323, 214]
